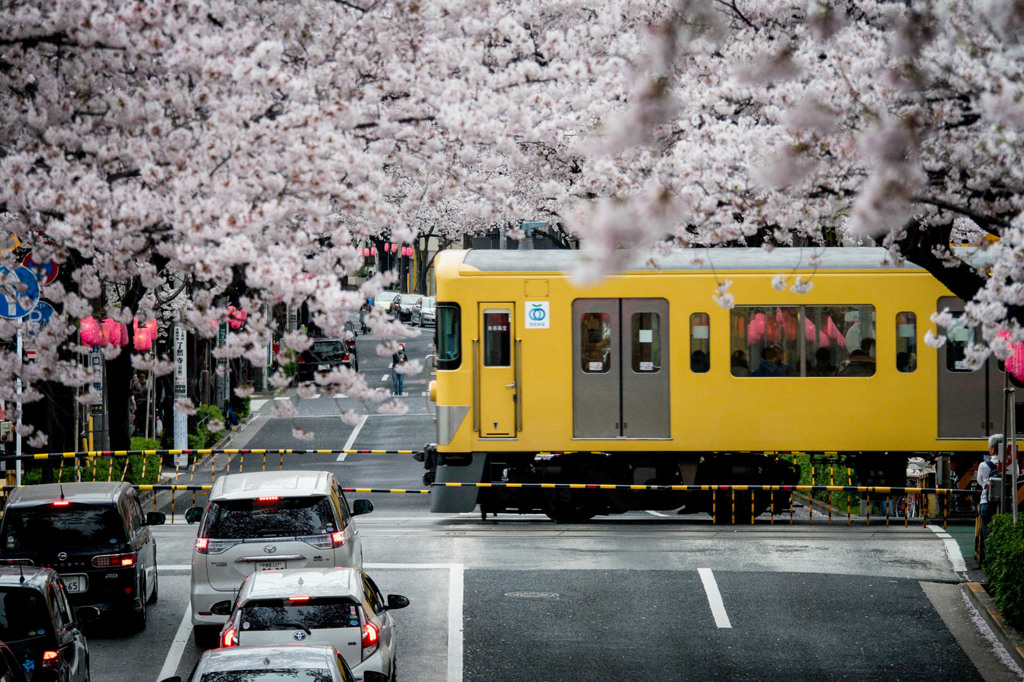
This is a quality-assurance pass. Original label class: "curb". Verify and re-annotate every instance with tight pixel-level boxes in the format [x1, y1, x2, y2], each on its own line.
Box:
[962, 582, 1024, 670]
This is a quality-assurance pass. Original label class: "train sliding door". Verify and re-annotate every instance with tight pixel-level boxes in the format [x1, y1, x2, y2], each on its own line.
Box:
[477, 305, 517, 437]
[572, 298, 670, 439]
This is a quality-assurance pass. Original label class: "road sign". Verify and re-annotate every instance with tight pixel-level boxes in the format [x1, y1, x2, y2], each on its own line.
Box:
[24, 301, 55, 337]
[0, 266, 41, 319]
[22, 252, 59, 286]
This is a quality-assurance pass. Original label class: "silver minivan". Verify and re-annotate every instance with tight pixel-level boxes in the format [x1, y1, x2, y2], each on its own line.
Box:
[186, 471, 373, 648]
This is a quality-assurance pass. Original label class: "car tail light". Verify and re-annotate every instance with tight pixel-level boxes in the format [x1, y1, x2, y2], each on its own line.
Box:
[195, 538, 209, 554]
[303, 531, 344, 550]
[3, 558, 32, 566]
[288, 596, 310, 602]
[361, 621, 379, 659]
[342, 353, 350, 363]
[221, 627, 238, 648]
[331, 531, 345, 547]
[53, 500, 70, 507]
[257, 496, 280, 503]
[92, 552, 136, 568]
[41, 650, 59, 669]
[195, 538, 236, 555]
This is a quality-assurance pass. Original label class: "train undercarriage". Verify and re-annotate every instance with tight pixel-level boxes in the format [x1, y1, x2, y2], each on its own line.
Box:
[420, 447, 923, 523]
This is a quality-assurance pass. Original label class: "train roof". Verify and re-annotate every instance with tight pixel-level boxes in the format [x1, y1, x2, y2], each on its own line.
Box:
[453, 246, 990, 274]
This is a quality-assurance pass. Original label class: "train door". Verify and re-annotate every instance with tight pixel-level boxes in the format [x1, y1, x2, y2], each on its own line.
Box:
[572, 298, 670, 439]
[478, 305, 516, 437]
[936, 296, 996, 437]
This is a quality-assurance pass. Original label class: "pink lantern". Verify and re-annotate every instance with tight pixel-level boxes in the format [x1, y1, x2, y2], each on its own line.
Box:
[390, 243, 397, 253]
[999, 331, 1024, 381]
[102, 318, 129, 347]
[363, 247, 370, 257]
[226, 305, 247, 331]
[80, 317, 103, 346]
[370, 246, 377, 256]
[133, 318, 158, 351]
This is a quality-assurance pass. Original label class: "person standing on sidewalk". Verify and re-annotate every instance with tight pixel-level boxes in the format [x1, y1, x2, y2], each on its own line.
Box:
[978, 433, 1003, 558]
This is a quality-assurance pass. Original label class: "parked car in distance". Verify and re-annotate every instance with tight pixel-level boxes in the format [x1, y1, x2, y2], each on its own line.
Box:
[0, 566, 98, 682]
[410, 296, 436, 327]
[159, 644, 362, 682]
[371, 291, 400, 315]
[297, 337, 357, 381]
[391, 294, 424, 323]
[0, 482, 164, 632]
[214, 568, 408, 682]
[186, 471, 374, 649]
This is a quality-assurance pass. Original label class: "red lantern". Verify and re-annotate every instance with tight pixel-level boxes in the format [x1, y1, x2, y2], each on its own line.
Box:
[363, 247, 370, 257]
[226, 305, 247, 331]
[80, 317, 103, 346]
[133, 318, 158, 351]
[370, 246, 377, 256]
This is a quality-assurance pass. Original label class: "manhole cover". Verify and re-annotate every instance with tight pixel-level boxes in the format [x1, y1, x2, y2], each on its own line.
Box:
[504, 591, 559, 599]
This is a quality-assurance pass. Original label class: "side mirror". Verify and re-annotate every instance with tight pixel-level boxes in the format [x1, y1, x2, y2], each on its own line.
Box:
[352, 499, 373, 516]
[146, 511, 166, 526]
[385, 594, 410, 611]
[185, 507, 204, 524]
[75, 605, 101, 624]
[210, 600, 233, 616]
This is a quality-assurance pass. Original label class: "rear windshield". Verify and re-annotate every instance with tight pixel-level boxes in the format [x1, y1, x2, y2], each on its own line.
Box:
[241, 596, 361, 630]
[2, 504, 126, 552]
[201, 672, 334, 682]
[307, 341, 345, 361]
[0, 587, 52, 642]
[203, 497, 337, 539]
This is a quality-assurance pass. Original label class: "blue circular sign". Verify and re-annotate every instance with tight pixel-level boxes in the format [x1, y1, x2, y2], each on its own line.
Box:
[0, 266, 41, 319]
[24, 300, 55, 336]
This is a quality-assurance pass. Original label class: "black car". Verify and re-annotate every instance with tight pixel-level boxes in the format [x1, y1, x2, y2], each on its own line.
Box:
[392, 294, 424, 322]
[297, 334, 358, 380]
[0, 482, 164, 632]
[0, 566, 97, 681]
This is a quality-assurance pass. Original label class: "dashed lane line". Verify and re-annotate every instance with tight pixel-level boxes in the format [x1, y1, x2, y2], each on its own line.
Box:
[157, 603, 193, 681]
[338, 414, 368, 461]
[698, 567, 732, 629]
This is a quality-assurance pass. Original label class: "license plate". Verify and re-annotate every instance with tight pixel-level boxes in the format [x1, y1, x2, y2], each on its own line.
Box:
[257, 561, 285, 572]
[318, 364, 329, 370]
[63, 574, 88, 593]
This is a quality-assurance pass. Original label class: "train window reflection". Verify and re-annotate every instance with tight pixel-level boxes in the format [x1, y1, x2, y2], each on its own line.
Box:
[631, 313, 661, 373]
[581, 313, 611, 374]
[483, 310, 511, 367]
[945, 313, 975, 372]
[690, 313, 709, 373]
[436, 303, 461, 370]
[897, 312, 917, 372]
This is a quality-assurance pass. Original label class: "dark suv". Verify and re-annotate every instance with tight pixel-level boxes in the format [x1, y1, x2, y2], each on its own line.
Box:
[0, 482, 164, 632]
[0, 566, 96, 681]
[297, 333, 358, 380]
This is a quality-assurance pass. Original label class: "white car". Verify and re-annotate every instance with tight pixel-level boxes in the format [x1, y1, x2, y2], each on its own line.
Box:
[213, 568, 408, 682]
[186, 471, 373, 648]
[160, 644, 358, 682]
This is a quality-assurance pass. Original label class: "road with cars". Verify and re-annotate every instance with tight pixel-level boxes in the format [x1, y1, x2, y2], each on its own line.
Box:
[82, 328, 1021, 681]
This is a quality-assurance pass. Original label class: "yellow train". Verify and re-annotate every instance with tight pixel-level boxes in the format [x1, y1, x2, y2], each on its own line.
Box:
[421, 247, 1008, 521]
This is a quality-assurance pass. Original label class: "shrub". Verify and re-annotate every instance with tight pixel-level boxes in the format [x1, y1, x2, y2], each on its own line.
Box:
[235, 396, 252, 420]
[985, 515, 1024, 630]
[20, 437, 160, 486]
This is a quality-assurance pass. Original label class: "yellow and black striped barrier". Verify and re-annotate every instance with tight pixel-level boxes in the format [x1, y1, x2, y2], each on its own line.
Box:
[0, 448, 422, 460]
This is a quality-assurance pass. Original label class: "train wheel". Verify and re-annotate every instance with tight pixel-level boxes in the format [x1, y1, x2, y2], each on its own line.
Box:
[543, 489, 594, 523]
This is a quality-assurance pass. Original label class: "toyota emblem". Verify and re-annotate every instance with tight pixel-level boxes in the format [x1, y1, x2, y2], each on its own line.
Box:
[57, 552, 67, 561]
[263, 545, 277, 554]
[293, 631, 307, 641]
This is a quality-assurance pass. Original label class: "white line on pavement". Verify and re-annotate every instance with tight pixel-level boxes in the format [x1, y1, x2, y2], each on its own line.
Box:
[274, 396, 290, 401]
[929, 525, 967, 572]
[448, 563, 464, 682]
[698, 567, 732, 629]
[645, 510, 668, 517]
[157, 603, 194, 681]
[249, 399, 269, 412]
[158, 564, 192, 572]
[338, 414, 368, 461]
[381, 374, 389, 382]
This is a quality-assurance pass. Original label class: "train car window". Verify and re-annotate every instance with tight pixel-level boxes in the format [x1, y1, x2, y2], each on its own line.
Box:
[436, 303, 461, 370]
[896, 312, 917, 372]
[581, 312, 612, 373]
[944, 313, 975, 372]
[483, 310, 511, 367]
[631, 312, 662, 373]
[689, 313, 710, 373]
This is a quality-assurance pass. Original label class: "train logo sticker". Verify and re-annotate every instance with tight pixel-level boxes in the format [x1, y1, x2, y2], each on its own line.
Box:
[525, 301, 549, 329]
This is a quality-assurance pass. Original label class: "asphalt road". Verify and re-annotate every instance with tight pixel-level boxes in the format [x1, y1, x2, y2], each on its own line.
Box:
[83, 327, 1022, 682]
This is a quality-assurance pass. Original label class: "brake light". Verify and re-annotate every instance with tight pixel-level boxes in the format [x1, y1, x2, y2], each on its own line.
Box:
[361, 621, 379, 659]
[53, 501, 70, 507]
[41, 650, 59, 669]
[221, 627, 238, 648]
[342, 353, 350, 362]
[288, 596, 311, 602]
[195, 538, 209, 554]
[92, 552, 136, 568]
[257, 496, 280, 503]
[331, 531, 345, 548]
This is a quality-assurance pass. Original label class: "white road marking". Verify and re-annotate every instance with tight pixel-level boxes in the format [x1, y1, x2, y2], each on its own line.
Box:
[249, 399, 269, 412]
[929, 525, 967, 572]
[698, 567, 732, 629]
[449, 563, 464, 682]
[274, 396, 290, 401]
[158, 564, 192, 572]
[645, 510, 668, 517]
[381, 374, 389, 381]
[338, 414, 368, 461]
[157, 603, 194, 681]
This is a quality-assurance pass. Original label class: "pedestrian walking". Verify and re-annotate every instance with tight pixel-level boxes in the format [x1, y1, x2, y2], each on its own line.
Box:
[978, 433, 1003, 561]
[391, 343, 408, 396]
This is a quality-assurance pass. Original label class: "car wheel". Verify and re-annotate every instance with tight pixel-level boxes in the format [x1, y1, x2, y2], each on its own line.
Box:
[194, 625, 221, 649]
[130, 585, 147, 633]
[147, 567, 159, 604]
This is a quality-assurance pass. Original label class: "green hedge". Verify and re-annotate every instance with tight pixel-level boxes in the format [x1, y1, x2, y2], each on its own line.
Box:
[985, 515, 1024, 630]
[21, 436, 161, 486]
[794, 455, 861, 512]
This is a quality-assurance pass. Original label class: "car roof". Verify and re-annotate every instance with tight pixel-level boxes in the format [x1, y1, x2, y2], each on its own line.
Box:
[209, 470, 334, 500]
[5, 482, 129, 507]
[242, 568, 363, 601]
[0, 566, 54, 590]
[198, 644, 340, 672]
[375, 291, 399, 299]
